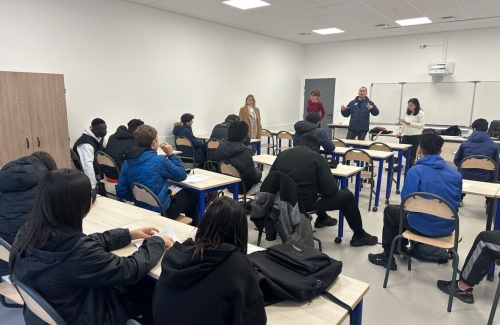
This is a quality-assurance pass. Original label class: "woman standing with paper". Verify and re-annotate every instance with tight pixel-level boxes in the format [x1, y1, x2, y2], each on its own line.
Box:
[396, 98, 425, 167]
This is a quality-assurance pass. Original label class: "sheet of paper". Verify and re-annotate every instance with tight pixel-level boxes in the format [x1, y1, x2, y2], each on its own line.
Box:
[135, 228, 179, 247]
[1, 275, 11, 284]
[183, 174, 211, 183]
[462, 182, 471, 188]
[397, 118, 406, 123]
[247, 245, 264, 255]
[168, 185, 183, 194]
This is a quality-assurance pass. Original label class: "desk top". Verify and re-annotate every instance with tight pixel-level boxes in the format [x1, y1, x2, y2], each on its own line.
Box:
[253, 154, 277, 166]
[462, 180, 500, 198]
[170, 168, 240, 190]
[333, 146, 394, 159]
[195, 134, 261, 143]
[335, 138, 412, 150]
[266, 129, 295, 136]
[156, 149, 182, 156]
[327, 123, 349, 128]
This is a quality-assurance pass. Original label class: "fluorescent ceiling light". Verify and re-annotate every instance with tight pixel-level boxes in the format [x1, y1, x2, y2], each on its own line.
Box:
[312, 28, 345, 35]
[395, 17, 432, 26]
[223, 0, 270, 10]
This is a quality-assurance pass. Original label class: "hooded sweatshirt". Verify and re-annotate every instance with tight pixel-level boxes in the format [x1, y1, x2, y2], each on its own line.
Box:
[215, 138, 262, 193]
[341, 96, 379, 132]
[73, 128, 103, 188]
[293, 120, 335, 152]
[401, 154, 462, 236]
[153, 239, 267, 325]
[454, 131, 500, 182]
[172, 122, 204, 163]
[103, 126, 138, 178]
[12, 227, 164, 325]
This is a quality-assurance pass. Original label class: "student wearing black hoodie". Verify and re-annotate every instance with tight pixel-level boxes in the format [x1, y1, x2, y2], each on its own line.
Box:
[153, 196, 267, 325]
[293, 112, 335, 152]
[215, 121, 262, 193]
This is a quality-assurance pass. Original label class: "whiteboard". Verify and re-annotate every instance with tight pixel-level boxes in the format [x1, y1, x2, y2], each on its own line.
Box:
[472, 82, 500, 124]
[401, 82, 474, 126]
[369, 83, 402, 124]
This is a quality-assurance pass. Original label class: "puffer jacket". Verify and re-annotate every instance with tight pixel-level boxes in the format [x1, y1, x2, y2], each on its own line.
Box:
[293, 120, 335, 152]
[215, 139, 262, 193]
[454, 131, 500, 181]
[116, 148, 186, 212]
[103, 126, 137, 178]
[172, 122, 205, 163]
[402, 154, 462, 237]
[341, 96, 379, 132]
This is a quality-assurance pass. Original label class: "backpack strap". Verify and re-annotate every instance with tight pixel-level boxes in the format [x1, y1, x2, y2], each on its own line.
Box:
[322, 292, 353, 325]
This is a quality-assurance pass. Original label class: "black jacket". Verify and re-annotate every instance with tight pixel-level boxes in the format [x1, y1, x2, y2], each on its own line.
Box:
[293, 121, 335, 152]
[172, 122, 205, 163]
[341, 96, 380, 132]
[270, 145, 338, 207]
[153, 239, 267, 325]
[103, 126, 137, 178]
[215, 139, 262, 193]
[12, 227, 164, 325]
[0, 156, 48, 275]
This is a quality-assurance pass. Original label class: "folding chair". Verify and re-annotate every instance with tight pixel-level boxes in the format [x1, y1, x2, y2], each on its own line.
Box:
[95, 151, 120, 198]
[332, 138, 347, 148]
[383, 192, 462, 312]
[175, 136, 197, 170]
[368, 142, 397, 186]
[204, 138, 220, 171]
[70, 149, 82, 172]
[275, 131, 293, 154]
[218, 161, 261, 214]
[260, 129, 275, 155]
[0, 238, 23, 308]
[130, 182, 192, 224]
[344, 149, 376, 211]
[488, 279, 500, 325]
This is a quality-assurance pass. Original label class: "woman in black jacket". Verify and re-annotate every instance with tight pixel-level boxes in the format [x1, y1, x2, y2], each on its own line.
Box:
[10, 169, 174, 325]
[215, 121, 262, 193]
[153, 196, 267, 325]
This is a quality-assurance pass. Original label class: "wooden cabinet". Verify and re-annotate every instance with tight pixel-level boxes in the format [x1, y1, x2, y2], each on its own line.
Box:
[0, 71, 70, 168]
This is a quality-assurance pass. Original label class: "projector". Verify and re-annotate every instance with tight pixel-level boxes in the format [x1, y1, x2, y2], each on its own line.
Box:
[428, 62, 455, 82]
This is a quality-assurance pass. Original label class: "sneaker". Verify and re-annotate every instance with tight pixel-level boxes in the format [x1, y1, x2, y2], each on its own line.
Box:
[460, 200, 463, 207]
[350, 232, 378, 247]
[368, 252, 397, 270]
[314, 216, 338, 228]
[436, 280, 474, 304]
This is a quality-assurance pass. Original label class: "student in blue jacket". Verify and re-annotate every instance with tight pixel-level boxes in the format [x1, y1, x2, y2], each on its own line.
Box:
[368, 132, 462, 270]
[340, 86, 379, 140]
[117, 125, 199, 225]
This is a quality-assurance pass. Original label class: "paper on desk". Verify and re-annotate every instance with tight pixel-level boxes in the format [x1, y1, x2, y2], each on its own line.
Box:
[247, 245, 264, 255]
[184, 174, 211, 183]
[463, 182, 471, 188]
[135, 228, 179, 247]
[168, 185, 183, 194]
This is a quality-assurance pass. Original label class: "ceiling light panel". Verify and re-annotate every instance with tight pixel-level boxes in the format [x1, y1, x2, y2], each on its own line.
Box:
[223, 0, 270, 10]
[395, 17, 432, 26]
[312, 27, 345, 35]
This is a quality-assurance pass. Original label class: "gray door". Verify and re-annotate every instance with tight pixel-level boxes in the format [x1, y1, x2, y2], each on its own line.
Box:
[304, 78, 336, 136]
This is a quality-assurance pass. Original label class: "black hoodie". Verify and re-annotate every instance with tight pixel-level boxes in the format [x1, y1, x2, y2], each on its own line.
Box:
[153, 239, 267, 325]
[103, 126, 138, 178]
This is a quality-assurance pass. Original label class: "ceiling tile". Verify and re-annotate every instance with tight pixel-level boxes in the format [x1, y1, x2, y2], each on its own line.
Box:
[473, 21, 500, 28]
[125, 0, 162, 4]
[377, 10, 431, 21]
[219, 10, 261, 20]
[408, 25, 443, 32]
[268, 12, 307, 21]
[408, 0, 459, 10]
[417, 7, 468, 20]
[309, 0, 351, 6]
[168, 0, 220, 5]
[380, 29, 415, 35]
[327, 2, 372, 13]
[237, 16, 283, 26]
[196, 2, 239, 14]
[201, 14, 237, 23]
[264, 0, 297, 4]
[245, 5, 290, 16]
[148, 1, 191, 11]
[223, 20, 259, 28]
[313, 13, 349, 23]
[460, 1, 500, 12]
[464, 9, 500, 19]
[175, 7, 213, 18]
[435, 22, 475, 31]
[275, 0, 322, 11]
[284, 17, 321, 26]
[297, 7, 336, 17]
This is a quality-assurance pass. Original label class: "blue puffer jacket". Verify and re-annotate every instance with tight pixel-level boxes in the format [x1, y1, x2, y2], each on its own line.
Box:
[172, 122, 205, 163]
[341, 96, 379, 132]
[402, 154, 462, 237]
[454, 131, 499, 181]
[116, 149, 187, 212]
[293, 120, 335, 152]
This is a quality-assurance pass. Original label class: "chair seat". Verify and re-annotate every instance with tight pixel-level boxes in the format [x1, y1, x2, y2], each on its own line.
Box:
[175, 215, 192, 224]
[361, 171, 377, 178]
[100, 179, 117, 185]
[0, 282, 23, 305]
[277, 146, 292, 151]
[261, 144, 274, 148]
[403, 230, 463, 249]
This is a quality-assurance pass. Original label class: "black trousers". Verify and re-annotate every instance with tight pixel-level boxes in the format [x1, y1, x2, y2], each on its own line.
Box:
[166, 189, 199, 226]
[346, 130, 368, 140]
[304, 190, 364, 236]
[460, 230, 500, 286]
[382, 205, 425, 254]
[401, 135, 420, 166]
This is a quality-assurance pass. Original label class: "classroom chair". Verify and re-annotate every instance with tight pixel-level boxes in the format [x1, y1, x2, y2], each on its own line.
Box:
[218, 161, 261, 214]
[488, 278, 500, 325]
[383, 192, 462, 313]
[69, 149, 82, 172]
[95, 151, 120, 198]
[275, 131, 294, 154]
[344, 149, 376, 211]
[368, 142, 398, 187]
[332, 138, 347, 148]
[174, 136, 197, 169]
[130, 182, 192, 224]
[0, 238, 23, 308]
[261, 129, 275, 155]
[204, 138, 220, 171]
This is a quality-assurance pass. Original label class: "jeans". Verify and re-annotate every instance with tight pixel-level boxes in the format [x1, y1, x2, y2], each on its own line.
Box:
[346, 130, 368, 140]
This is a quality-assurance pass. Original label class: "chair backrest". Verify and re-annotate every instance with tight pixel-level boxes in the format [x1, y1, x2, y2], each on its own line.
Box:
[0, 238, 10, 263]
[207, 139, 220, 150]
[95, 151, 120, 178]
[344, 149, 372, 164]
[14, 278, 67, 325]
[130, 183, 167, 217]
[368, 142, 392, 153]
[402, 192, 458, 220]
[458, 155, 497, 171]
[276, 131, 293, 140]
[261, 129, 273, 138]
[219, 161, 241, 179]
[69, 149, 82, 171]
[332, 138, 347, 148]
[175, 136, 193, 148]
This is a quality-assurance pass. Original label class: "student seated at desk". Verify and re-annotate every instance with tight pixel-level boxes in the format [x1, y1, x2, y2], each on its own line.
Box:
[209, 114, 250, 161]
[117, 125, 199, 225]
[454, 118, 499, 206]
[270, 133, 377, 247]
[173, 113, 206, 167]
[10, 169, 174, 325]
[216, 121, 262, 194]
[368, 132, 462, 270]
[293, 112, 335, 152]
[153, 196, 267, 325]
[0, 151, 57, 276]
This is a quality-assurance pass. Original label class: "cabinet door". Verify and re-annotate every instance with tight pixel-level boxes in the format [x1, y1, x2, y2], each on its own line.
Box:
[0, 72, 33, 168]
[26, 73, 71, 168]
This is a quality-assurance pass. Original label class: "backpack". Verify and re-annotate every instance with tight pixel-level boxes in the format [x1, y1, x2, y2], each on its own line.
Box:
[441, 125, 462, 137]
[410, 242, 450, 264]
[248, 241, 353, 324]
[369, 126, 393, 134]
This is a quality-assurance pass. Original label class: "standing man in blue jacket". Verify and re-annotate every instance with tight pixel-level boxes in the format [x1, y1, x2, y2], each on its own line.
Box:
[368, 132, 462, 270]
[340, 86, 379, 140]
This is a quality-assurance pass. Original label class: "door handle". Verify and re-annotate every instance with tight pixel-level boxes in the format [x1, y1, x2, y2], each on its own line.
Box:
[37, 137, 40, 147]
[26, 138, 29, 148]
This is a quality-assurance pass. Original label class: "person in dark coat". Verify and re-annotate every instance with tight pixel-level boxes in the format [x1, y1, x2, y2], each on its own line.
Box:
[10, 169, 173, 325]
[293, 112, 335, 152]
[216, 121, 262, 193]
[153, 196, 267, 325]
[208, 114, 249, 162]
[102, 119, 144, 180]
[0, 152, 57, 276]
[340, 86, 379, 140]
[172, 113, 206, 166]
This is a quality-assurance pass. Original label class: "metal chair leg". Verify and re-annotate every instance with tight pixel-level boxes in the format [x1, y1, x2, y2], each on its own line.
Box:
[257, 229, 263, 246]
[448, 250, 460, 312]
[487, 278, 500, 325]
[383, 235, 402, 288]
[313, 237, 322, 252]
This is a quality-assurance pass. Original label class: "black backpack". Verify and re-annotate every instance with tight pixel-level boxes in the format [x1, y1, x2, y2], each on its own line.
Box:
[248, 241, 352, 324]
[410, 242, 451, 264]
[441, 125, 462, 136]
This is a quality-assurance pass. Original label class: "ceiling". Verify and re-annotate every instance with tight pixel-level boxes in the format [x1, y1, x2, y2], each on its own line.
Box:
[123, 0, 500, 44]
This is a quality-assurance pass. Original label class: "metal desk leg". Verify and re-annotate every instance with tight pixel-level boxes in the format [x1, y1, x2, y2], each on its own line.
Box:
[404, 147, 411, 175]
[256, 141, 261, 155]
[354, 171, 361, 203]
[352, 299, 364, 325]
[336, 177, 346, 244]
[232, 183, 239, 201]
[395, 149, 403, 194]
[373, 158, 384, 212]
[198, 190, 206, 221]
[385, 156, 394, 204]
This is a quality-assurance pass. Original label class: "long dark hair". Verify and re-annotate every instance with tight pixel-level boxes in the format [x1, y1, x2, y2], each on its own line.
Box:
[406, 98, 421, 116]
[192, 196, 248, 258]
[9, 169, 92, 271]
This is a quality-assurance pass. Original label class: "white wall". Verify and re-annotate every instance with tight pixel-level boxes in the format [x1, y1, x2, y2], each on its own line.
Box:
[0, 0, 304, 143]
[304, 27, 500, 137]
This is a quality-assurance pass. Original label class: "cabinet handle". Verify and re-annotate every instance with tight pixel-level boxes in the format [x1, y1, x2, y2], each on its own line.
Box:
[26, 138, 29, 148]
[37, 137, 40, 147]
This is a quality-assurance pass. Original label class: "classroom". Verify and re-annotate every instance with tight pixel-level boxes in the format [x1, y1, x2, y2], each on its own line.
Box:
[1, 0, 500, 324]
